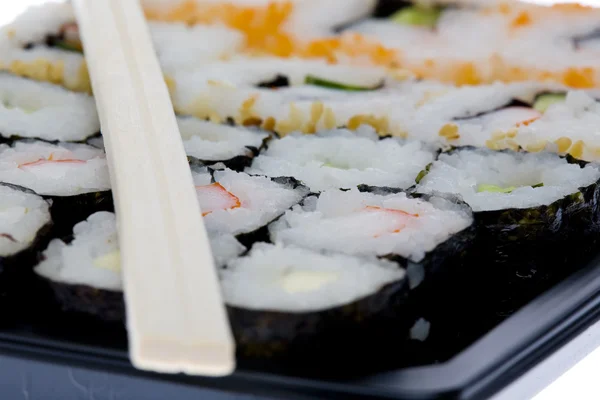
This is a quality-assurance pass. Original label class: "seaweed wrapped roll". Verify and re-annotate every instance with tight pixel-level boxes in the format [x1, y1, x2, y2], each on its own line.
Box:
[0, 139, 111, 235]
[247, 127, 438, 192]
[415, 147, 600, 312]
[0, 74, 99, 142]
[222, 242, 412, 365]
[0, 182, 52, 274]
[193, 167, 309, 246]
[179, 116, 269, 170]
[34, 212, 247, 321]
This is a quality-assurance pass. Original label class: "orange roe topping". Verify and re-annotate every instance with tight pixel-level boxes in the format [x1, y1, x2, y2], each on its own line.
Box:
[511, 11, 532, 28]
[551, 3, 594, 12]
[144, 1, 598, 89]
[145, 1, 400, 65]
[563, 67, 596, 88]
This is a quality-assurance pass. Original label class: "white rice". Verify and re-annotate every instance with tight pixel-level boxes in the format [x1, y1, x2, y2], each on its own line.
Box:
[416, 148, 600, 212]
[149, 22, 244, 74]
[220, 242, 404, 312]
[196, 168, 309, 236]
[178, 116, 269, 161]
[511, 91, 600, 161]
[270, 189, 473, 262]
[0, 140, 111, 196]
[0, 74, 99, 141]
[0, 183, 51, 257]
[34, 211, 121, 291]
[34, 211, 247, 292]
[247, 127, 437, 191]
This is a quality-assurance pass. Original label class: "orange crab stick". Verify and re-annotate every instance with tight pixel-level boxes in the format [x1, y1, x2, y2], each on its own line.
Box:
[364, 206, 419, 236]
[195, 182, 241, 216]
[18, 156, 86, 169]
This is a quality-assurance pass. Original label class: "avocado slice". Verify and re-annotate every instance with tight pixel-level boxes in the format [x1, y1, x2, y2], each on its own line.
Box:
[478, 183, 544, 193]
[390, 6, 442, 28]
[305, 75, 383, 91]
[533, 93, 566, 113]
[54, 40, 83, 53]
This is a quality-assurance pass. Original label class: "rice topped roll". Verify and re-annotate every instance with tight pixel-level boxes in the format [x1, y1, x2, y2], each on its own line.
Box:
[193, 167, 309, 245]
[247, 127, 438, 192]
[179, 117, 269, 170]
[496, 91, 600, 161]
[0, 2, 89, 92]
[222, 242, 413, 363]
[0, 74, 99, 142]
[409, 81, 547, 145]
[415, 147, 600, 312]
[0, 182, 52, 274]
[142, 0, 377, 40]
[34, 211, 246, 321]
[345, 1, 600, 88]
[148, 22, 245, 74]
[0, 139, 112, 236]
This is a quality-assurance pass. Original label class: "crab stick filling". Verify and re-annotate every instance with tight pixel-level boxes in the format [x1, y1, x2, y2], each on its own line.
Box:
[195, 182, 242, 216]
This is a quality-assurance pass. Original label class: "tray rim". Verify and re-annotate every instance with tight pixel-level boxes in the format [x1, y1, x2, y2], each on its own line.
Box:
[1, 257, 600, 400]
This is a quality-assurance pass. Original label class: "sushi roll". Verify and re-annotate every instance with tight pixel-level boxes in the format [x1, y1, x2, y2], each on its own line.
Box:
[0, 139, 112, 235]
[0, 3, 89, 92]
[347, 1, 600, 88]
[0, 183, 52, 278]
[178, 117, 270, 170]
[415, 147, 600, 311]
[0, 74, 99, 142]
[192, 167, 309, 246]
[222, 242, 413, 366]
[246, 127, 438, 192]
[269, 188, 474, 291]
[495, 91, 600, 161]
[33, 212, 246, 321]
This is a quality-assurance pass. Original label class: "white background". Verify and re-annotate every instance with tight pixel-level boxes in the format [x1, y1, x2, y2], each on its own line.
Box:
[2, 0, 600, 399]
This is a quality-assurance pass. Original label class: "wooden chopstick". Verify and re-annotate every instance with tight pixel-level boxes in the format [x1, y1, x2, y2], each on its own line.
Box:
[72, 0, 235, 376]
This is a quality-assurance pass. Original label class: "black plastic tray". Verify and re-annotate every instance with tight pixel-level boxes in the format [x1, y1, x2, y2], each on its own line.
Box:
[1, 253, 600, 400]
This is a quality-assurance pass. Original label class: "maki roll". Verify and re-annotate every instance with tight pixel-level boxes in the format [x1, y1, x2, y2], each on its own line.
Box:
[504, 91, 600, 161]
[33, 212, 246, 321]
[269, 188, 475, 328]
[0, 182, 52, 284]
[34, 212, 123, 321]
[0, 74, 99, 142]
[178, 116, 269, 170]
[247, 127, 438, 192]
[193, 167, 309, 246]
[415, 147, 600, 312]
[0, 139, 112, 235]
[222, 242, 412, 369]
[270, 188, 473, 268]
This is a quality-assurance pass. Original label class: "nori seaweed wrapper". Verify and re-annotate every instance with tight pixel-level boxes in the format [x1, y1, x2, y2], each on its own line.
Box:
[0, 183, 53, 317]
[44, 281, 125, 322]
[186, 129, 270, 172]
[227, 277, 417, 374]
[471, 175, 600, 315]
[46, 190, 114, 238]
[416, 147, 600, 317]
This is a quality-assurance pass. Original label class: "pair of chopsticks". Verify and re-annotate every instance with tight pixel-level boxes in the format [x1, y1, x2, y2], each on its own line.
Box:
[72, 0, 235, 376]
